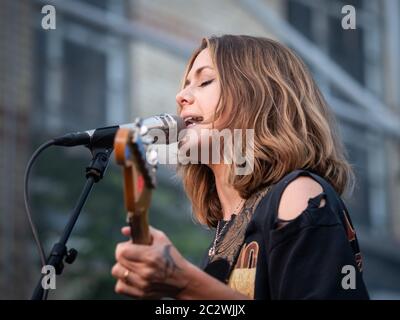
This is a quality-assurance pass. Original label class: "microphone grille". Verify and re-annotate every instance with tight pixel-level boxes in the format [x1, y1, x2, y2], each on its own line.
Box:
[170, 114, 186, 132]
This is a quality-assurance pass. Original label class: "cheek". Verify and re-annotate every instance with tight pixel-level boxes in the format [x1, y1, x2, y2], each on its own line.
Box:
[214, 111, 230, 128]
[201, 84, 221, 116]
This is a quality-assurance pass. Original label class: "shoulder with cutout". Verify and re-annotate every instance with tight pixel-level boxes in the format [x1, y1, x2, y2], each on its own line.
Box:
[278, 176, 324, 221]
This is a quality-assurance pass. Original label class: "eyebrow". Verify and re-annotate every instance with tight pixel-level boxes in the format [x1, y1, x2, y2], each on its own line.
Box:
[184, 66, 214, 88]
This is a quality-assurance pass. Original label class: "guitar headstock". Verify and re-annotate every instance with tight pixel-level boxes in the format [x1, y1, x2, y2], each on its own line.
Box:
[114, 121, 157, 245]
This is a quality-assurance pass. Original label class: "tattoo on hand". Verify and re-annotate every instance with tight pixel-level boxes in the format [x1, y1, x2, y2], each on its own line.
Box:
[147, 244, 186, 298]
[162, 244, 181, 279]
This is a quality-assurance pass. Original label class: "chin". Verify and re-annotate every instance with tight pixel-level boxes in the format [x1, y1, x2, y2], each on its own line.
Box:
[178, 126, 219, 164]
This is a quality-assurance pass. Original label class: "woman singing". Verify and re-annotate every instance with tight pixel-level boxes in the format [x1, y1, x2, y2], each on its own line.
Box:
[111, 35, 369, 300]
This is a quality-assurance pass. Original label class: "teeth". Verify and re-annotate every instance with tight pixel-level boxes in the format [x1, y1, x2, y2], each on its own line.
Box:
[184, 116, 203, 127]
[193, 116, 203, 122]
[184, 117, 193, 127]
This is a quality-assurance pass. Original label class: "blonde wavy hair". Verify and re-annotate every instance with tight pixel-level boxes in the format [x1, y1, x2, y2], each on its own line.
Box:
[177, 35, 354, 228]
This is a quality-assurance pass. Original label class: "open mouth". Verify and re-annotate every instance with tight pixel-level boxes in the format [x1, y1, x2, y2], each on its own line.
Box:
[184, 116, 204, 128]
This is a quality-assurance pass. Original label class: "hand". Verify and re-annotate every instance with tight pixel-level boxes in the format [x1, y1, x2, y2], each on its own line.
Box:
[111, 226, 190, 299]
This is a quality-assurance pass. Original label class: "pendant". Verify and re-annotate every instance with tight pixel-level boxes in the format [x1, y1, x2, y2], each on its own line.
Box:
[208, 247, 215, 256]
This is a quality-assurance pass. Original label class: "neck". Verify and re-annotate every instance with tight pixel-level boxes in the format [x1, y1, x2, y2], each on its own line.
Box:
[209, 164, 243, 221]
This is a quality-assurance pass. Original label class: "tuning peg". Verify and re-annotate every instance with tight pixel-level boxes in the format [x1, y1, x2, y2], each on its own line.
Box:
[146, 147, 158, 166]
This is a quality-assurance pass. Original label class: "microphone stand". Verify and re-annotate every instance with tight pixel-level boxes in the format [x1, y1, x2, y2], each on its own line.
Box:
[31, 144, 113, 300]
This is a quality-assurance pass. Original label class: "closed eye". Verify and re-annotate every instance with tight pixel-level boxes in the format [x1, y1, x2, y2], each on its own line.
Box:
[199, 79, 214, 87]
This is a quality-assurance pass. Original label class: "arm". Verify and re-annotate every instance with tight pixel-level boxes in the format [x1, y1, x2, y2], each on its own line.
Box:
[176, 262, 250, 300]
[112, 226, 249, 300]
[269, 176, 369, 299]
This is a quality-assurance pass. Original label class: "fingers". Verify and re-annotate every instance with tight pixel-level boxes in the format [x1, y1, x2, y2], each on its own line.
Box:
[121, 226, 131, 237]
[120, 225, 169, 245]
[113, 226, 182, 300]
[149, 226, 168, 243]
[111, 263, 130, 282]
[111, 263, 147, 291]
[115, 240, 154, 263]
[115, 279, 144, 298]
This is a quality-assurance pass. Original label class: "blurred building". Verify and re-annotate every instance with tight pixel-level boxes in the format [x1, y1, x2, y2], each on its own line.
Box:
[0, 0, 399, 299]
[0, 0, 35, 299]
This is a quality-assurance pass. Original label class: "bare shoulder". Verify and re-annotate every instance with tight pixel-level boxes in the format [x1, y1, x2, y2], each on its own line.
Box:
[278, 176, 324, 221]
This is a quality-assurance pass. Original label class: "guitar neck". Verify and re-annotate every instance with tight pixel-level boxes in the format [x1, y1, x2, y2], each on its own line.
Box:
[128, 211, 151, 245]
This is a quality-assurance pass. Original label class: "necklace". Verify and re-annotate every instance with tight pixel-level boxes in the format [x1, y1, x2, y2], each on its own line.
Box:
[208, 199, 245, 257]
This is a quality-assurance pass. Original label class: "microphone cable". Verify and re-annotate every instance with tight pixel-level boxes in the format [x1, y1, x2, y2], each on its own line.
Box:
[24, 139, 56, 299]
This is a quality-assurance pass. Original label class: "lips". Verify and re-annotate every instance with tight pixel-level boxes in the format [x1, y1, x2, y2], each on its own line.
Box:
[183, 115, 204, 127]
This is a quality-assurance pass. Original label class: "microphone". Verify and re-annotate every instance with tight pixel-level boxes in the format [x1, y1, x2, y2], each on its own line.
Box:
[53, 113, 186, 148]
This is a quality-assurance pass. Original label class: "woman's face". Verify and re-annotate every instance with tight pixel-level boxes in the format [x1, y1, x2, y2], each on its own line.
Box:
[176, 48, 223, 155]
[176, 48, 222, 130]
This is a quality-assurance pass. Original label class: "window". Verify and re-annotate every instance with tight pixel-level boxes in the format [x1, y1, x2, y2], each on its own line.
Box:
[61, 40, 107, 131]
[345, 143, 370, 227]
[287, 0, 313, 41]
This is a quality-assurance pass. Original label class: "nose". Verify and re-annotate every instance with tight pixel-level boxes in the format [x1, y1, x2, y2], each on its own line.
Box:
[176, 87, 194, 108]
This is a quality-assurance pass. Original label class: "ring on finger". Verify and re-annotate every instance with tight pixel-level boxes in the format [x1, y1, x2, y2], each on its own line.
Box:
[123, 269, 131, 284]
